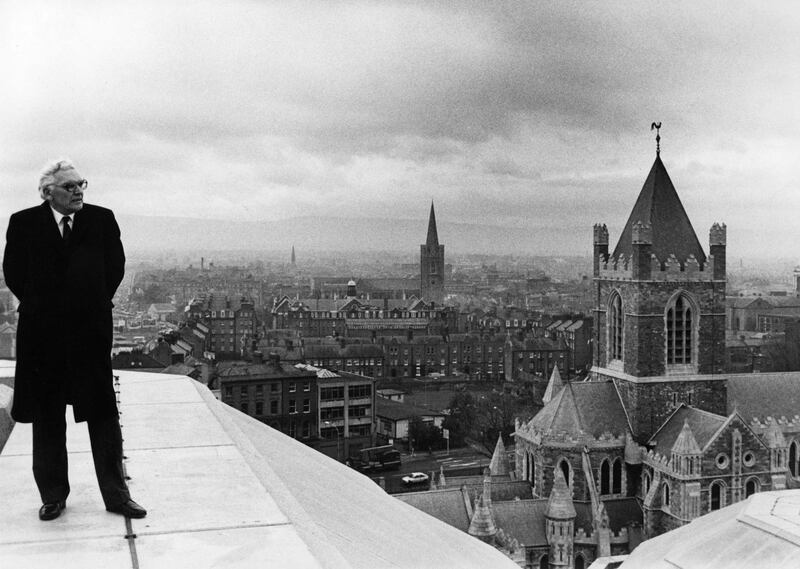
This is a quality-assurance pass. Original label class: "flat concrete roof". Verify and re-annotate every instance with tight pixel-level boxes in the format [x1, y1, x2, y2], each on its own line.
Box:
[0, 361, 518, 569]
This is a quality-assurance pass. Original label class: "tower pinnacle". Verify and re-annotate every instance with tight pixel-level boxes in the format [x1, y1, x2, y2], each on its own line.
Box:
[426, 201, 439, 247]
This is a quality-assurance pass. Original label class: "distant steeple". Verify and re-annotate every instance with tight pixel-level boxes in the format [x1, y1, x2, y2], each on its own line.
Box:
[291, 245, 296, 266]
[426, 201, 439, 247]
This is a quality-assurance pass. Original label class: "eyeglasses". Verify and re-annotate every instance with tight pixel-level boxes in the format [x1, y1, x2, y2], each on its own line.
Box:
[50, 179, 88, 194]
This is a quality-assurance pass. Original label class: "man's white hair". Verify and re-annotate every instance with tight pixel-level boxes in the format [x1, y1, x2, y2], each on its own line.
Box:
[38, 158, 76, 199]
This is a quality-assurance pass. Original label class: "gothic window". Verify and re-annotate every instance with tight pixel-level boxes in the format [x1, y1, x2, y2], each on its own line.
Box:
[609, 292, 623, 361]
[643, 472, 651, 495]
[600, 459, 611, 494]
[612, 458, 623, 494]
[559, 459, 570, 486]
[710, 481, 724, 511]
[745, 478, 759, 498]
[666, 294, 695, 365]
[790, 441, 799, 478]
[663, 483, 670, 507]
[539, 555, 549, 569]
[575, 554, 585, 569]
[527, 452, 535, 486]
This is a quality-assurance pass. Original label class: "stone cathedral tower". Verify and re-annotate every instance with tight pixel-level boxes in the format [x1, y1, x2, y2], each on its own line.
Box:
[420, 202, 445, 304]
[591, 142, 728, 442]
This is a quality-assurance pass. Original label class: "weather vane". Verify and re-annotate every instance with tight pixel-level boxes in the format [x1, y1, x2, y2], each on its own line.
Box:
[651, 122, 662, 155]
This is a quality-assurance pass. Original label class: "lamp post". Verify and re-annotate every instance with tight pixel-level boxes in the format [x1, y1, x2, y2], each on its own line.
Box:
[324, 420, 341, 461]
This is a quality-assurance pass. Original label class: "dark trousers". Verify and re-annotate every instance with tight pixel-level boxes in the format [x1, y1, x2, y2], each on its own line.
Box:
[32, 406, 130, 508]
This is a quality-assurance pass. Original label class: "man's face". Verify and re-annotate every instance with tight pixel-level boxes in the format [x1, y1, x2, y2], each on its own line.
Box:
[45, 168, 85, 215]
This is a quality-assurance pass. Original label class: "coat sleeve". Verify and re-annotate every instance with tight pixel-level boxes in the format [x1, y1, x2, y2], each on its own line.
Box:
[104, 210, 126, 301]
[2, 212, 26, 302]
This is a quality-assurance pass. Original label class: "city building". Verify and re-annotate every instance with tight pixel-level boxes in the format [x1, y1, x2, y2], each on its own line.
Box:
[218, 353, 319, 443]
[185, 292, 257, 359]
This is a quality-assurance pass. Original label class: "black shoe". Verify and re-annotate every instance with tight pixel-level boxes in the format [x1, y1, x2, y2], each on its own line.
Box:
[39, 501, 66, 521]
[106, 499, 147, 519]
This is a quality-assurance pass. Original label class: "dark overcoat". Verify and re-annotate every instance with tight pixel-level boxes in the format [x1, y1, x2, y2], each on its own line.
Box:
[2, 201, 125, 423]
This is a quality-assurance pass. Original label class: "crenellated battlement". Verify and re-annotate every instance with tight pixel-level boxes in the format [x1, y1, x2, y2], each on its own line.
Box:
[709, 223, 726, 246]
[594, 223, 609, 245]
[749, 414, 800, 431]
[574, 526, 629, 544]
[598, 252, 721, 282]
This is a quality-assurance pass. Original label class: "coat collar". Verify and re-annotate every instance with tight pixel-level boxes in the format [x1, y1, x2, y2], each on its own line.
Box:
[38, 200, 89, 249]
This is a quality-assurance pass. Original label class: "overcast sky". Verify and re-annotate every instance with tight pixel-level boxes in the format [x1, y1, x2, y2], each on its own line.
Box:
[1, 1, 798, 258]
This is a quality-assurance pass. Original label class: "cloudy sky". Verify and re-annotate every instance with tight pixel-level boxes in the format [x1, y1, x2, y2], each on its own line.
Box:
[1, 1, 798, 257]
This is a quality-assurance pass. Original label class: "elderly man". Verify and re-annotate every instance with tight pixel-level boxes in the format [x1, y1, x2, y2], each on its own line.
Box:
[3, 159, 146, 521]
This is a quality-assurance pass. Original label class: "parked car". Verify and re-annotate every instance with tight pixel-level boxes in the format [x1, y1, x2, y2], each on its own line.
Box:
[401, 472, 429, 485]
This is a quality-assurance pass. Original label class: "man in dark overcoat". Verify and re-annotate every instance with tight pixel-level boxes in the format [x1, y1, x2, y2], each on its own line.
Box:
[3, 159, 146, 521]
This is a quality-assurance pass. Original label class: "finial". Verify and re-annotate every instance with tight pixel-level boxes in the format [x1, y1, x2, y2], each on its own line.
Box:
[651, 122, 662, 155]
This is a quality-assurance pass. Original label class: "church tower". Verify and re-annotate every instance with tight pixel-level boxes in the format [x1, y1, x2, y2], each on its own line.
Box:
[592, 130, 727, 442]
[420, 202, 445, 304]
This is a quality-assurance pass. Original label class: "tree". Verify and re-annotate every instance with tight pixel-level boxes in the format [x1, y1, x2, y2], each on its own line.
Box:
[442, 392, 478, 447]
[408, 416, 443, 451]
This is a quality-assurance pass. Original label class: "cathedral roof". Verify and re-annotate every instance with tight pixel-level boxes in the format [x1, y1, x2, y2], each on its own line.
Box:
[426, 201, 440, 247]
[612, 155, 706, 265]
[670, 420, 702, 455]
[541, 366, 564, 404]
[489, 435, 510, 476]
[546, 468, 576, 520]
[726, 372, 800, 424]
[648, 405, 726, 457]
[526, 381, 630, 440]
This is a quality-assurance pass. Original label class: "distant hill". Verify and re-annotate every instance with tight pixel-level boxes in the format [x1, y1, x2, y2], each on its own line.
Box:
[110, 214, 591, 256]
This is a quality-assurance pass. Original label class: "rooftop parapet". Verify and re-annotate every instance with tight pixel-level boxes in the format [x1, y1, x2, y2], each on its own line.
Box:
[598, 252, 722, 282]
[594, 223, 609, 245]
[709, 223, 727, 247]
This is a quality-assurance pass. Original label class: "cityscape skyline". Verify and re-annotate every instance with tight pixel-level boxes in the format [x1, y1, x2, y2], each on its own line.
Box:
[1, 2, 798, 259]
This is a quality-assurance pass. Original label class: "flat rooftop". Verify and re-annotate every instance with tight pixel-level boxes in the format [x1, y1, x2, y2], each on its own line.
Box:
[0, 361, 517, 569]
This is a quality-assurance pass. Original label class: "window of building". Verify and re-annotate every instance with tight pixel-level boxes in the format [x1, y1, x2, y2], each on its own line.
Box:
[320, 407, 344, 420]
[559, 459, 570, 486]
[289, 382, 296, 393]
[255, 402, 263, 415]
[288, 422, 296, 438]
[348, 384, 372, 399]
[302, 421, 311, 438]
[643, 472, 651, 495]
[255, 384, 263, 398]
[609, 292, 623, 360]
[790, 441, 799, 478]
[304, 382, 311, 392]
[270, 383, 279, 393]
[575, 554, 585, 569]
[745, 478, 758, 498]
[303, 399, 310, 413]
[289, 399, 297, 414]
[320, 386, 344, 401]
[240, 386, 248, 398]
[663, 483, 670, 507]
[600, 459, 611, 494]
[224, 386, 232, 398]
[612, 458, 622, 494]
[240, 402, 248, 413]
[710, 481, 723, 511]
[666, 294, 694, 365]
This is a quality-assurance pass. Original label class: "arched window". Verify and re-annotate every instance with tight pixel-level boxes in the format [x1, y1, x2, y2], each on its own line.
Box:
[527, 452, 536, 485]
[663, 483, 670, 507]
[666, 294, 694, 365]
[612, 458, 623, 494]
[559, 459, 570, 486]
[710, 481, 723, 511]
[745, 478, 759, 498]
[609, 292, 623, 361]
[791, 441, 799, 478]
[575, 554, 585, 569]
[539, 554, 549, 569]
[643, 472, 652, 496]
[600, 459, 611, 494]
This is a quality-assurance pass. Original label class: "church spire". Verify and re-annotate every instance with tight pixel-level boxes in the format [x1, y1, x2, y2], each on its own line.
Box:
[426, 201, 439, 247]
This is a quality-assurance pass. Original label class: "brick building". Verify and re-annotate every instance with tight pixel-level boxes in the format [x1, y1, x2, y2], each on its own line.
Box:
[185, 292, 257, 359]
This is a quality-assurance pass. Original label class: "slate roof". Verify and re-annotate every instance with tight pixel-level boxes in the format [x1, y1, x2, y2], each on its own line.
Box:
[648, 405, 727, 457]
[491, 499, 549, 546]
[394, 487, 471, 531]
[527, 381, 630, 439]
[612, 155, 706, 265]
[727, 372, 800, 423]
